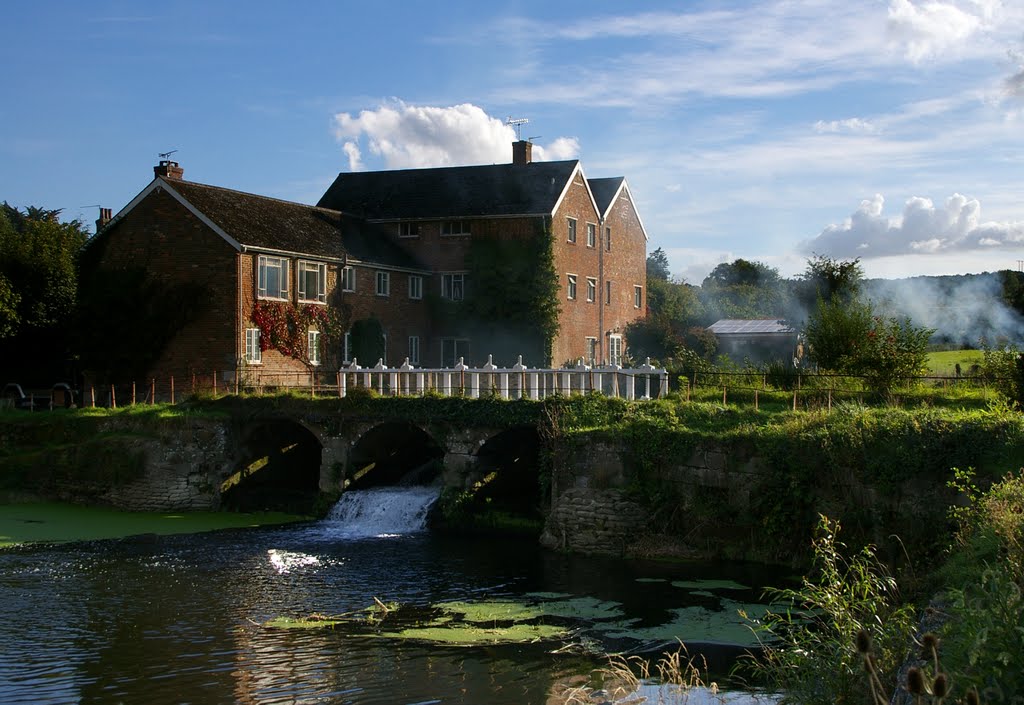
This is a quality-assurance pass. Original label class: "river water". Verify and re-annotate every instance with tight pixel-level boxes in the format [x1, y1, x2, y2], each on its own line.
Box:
[1, 490, 781, 704]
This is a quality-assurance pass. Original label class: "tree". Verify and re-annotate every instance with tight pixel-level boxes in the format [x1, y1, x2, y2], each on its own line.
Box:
[798, 255, 863, 310]
[0, 202, 90, 382]
[699, 259, 789, 321]
[646, 247, 671, 282]
[350, 317, 386, 365]
[702, 258, 780, 289]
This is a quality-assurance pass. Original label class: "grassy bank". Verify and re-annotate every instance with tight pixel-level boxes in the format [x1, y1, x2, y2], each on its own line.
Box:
[0, 502, 306, 548]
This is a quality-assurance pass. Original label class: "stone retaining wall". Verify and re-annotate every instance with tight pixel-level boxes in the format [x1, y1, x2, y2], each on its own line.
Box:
[539, 487, 645, 555]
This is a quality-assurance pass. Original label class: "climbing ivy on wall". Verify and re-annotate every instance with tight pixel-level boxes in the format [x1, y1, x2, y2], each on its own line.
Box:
[252, 301, 347, 362]
[431, 221, 560, 367]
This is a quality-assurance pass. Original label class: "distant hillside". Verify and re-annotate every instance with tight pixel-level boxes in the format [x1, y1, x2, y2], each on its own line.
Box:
[863, 270, 1024, 348]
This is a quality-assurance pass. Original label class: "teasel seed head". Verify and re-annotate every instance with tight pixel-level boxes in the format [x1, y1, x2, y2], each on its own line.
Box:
[920, 632, 939, 658]
[966, 687, 980, 705]
[907, 666, 925, 695]
[932, 672, 948, 698]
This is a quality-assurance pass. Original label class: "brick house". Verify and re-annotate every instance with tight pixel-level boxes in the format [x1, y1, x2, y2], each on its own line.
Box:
[318, 140, 648, 367]
[84, 142, 646, 390]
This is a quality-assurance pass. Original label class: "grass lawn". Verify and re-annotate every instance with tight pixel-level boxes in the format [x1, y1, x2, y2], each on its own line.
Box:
[926, 349, 985, 376]
[0, 502, 307, 548]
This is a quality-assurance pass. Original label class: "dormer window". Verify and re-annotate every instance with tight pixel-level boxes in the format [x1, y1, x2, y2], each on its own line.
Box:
[257, 255, 289, 300]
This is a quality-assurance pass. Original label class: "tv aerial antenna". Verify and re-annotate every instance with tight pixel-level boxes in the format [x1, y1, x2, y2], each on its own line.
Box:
[158, 149, 178, 161]
[505, 117, 529, 141]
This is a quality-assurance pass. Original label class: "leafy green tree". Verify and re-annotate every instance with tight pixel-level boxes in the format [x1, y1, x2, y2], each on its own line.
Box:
[626, 277, 706, 362]
[798, 254, 863, 310]
[0, 202, 90, 382]
[0, 273, 20, 339]
[699, 259, 790, 321]
[350, 317, 386, 366]
[646, 247, 671, 282]
[702, 258, 779, 289]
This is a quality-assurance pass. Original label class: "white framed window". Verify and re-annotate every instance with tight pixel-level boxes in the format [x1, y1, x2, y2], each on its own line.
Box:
[587, 223, 596, 248]
[605, 227, 612, 252]
[308, 330, 321, 365]
[408, 275, 423, 300]
[257, 255, 289, 300]
[297, 260, 327, 303]
[441, 338, 471, 367]
[342, 266, 356, 292]
[245, 328, 261, 364]
[586, 277, 596, 303]
[634, 285, 643, 309]
[399, 222, 420, 238]
[442, 220, 470, 236]
[376, 271, 390, 296]
[586, 337, 598, 365]
[609, 334, 623, 366]
[342, 331, 352, 364]
[605, 280, 613, 305]
[442, 273, 465, 301]
[567, 218, 577, 243]
[408, 335, 420, 365]
[567, 274, 577, 300]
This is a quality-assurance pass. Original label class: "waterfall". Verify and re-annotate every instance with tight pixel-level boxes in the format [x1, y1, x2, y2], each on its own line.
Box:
[324, 486, 441, 538]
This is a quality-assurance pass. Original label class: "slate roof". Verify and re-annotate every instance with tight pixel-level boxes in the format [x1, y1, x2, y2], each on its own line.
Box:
[708, 319, 796, 335]
[165, 179, 423, 270]
[588, 177, 624, 217]
[316, 160, 582, 219]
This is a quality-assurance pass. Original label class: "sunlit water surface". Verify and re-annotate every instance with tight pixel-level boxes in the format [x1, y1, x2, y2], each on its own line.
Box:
[1, 497, 781, 704]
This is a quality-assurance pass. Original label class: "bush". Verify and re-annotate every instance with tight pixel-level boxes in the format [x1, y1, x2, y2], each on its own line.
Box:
[806, 296, 932, 401]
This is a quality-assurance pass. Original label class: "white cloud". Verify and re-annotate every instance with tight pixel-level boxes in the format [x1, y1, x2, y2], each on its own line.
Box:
[332, 101, 578, 170]
[813, 118, 877, 134]
[886, 0, 985, 62]
[804, 192, 1024, 257]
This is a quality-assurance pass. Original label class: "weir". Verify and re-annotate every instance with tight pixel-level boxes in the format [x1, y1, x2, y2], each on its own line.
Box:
[324, 486, 441, 538]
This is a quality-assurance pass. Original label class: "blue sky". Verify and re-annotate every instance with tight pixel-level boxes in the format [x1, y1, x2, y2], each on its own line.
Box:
[2, 0, 1023, 282]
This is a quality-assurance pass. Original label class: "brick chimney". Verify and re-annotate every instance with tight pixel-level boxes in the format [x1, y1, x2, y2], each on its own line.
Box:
[95, 207, 112, 231]
[154, 160, 184, 180]
[512, 140, 533, 166]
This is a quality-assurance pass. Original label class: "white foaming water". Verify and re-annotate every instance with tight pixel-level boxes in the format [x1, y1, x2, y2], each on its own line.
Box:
[324, 486, 440, 538]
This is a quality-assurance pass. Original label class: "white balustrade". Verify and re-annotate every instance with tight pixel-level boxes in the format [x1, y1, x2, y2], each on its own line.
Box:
[331, 355, 669, 401]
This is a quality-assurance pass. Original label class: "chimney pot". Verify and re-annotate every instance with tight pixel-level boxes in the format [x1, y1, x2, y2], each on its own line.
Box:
[95, 207, 112, 231]
[154, 160, 184, 180]
[512, 140, 533, 166]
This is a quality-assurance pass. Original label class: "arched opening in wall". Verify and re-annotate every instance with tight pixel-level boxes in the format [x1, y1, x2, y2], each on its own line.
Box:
[221, 420, 322, 514]
[472, 426, 542, 519]
[347, 422, 444, 490]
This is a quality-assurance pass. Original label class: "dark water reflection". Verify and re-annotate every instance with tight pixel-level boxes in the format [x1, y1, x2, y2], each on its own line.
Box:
[0, 521, 781, 704]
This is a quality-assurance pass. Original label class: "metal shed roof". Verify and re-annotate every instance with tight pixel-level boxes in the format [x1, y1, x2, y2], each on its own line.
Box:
[708, 319, 795, 335]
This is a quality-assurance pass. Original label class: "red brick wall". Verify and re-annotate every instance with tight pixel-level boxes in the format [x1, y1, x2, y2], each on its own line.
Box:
[601, 185, 647, 364]
[89, 186, 240, 392]
[551, 171, 604, 365]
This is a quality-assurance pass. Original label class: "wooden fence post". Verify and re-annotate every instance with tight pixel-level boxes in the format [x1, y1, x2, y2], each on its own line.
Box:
[792, 389, 797, 411]
[213, 372, 217, 397]
[110, 384, 116, 409]
[722, 386, 727, 406]
[150, 378, 155, 404]
[754, 389, 759, 411]
[131, 381, 136, 406]
[170, 376, 175, 404]
[90, 386, 95, 408]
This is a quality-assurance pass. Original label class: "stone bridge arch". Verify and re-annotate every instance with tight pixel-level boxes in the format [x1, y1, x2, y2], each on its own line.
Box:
[222, 416, 324, 513]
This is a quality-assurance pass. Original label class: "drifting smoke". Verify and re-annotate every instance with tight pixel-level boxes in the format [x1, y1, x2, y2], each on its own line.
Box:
[865, 273, 1024, 347]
